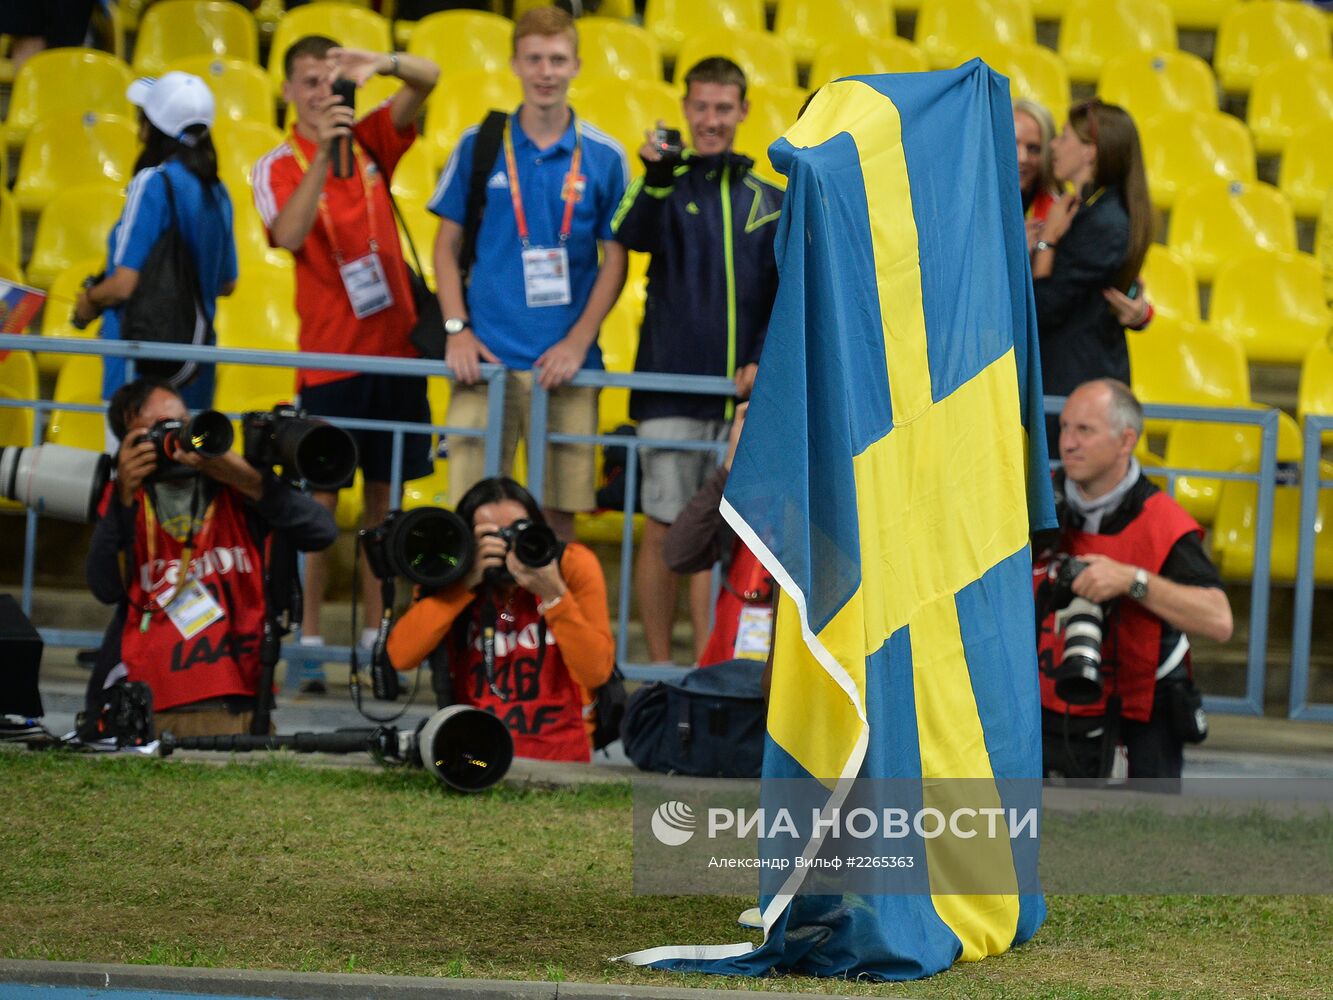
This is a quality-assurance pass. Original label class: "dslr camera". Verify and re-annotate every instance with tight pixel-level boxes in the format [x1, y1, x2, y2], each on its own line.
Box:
[141, 409, 234, 482]
[1044, 553, 1107, 705]
[650, 126, 683, 163]
[242, 404, 358, 491]
[484, 518, 560, 586]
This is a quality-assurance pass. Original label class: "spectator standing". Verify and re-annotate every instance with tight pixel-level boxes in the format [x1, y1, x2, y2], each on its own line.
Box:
[387, 477, 615, 762]
[429, 6, 629, 543]
[0, 0, 96, 75]
[252, 38, 439, 669]
[612, 57, 782, 664]
[75, 72, 238, 433]
[1032, 100, 1152, 451]
[85, 378, 337, 738]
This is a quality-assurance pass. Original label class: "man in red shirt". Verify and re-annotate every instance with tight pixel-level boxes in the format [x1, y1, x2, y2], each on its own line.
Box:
[252, 38, 439, 672]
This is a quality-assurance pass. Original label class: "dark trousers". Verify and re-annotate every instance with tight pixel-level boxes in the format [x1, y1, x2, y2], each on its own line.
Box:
[1042, 696, 1184, 791]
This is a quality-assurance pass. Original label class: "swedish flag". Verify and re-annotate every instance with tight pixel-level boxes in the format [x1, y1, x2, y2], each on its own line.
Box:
[619, 63, 1056, 979]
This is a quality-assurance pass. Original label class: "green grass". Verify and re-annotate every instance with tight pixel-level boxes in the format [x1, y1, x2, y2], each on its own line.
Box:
[0, 750, 1329, 999]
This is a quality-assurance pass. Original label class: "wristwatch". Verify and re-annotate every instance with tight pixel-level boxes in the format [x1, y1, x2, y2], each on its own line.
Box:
[1035, 239, 1057, 253]
[444, 317, 470, 336]
[1129, 568, 1149, 600]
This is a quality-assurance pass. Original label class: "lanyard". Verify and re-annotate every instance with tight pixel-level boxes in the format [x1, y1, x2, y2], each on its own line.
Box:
[502, 117, 583, 249]
[288, 128, 381, 265]
[141, 480, 216, 624]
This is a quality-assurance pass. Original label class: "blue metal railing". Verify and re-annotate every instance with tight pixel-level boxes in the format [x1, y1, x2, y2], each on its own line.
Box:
[1290, 414, 1333, 722]
[0, 334, 1310, 708]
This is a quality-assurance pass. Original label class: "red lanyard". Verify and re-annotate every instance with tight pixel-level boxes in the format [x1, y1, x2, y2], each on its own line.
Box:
[502, 116, 583, 250]
[288, 128, 381, 265]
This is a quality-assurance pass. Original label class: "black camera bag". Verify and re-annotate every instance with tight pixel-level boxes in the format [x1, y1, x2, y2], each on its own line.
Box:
[591, 664, 627, 753]
[1162, 676, 1208, 744]
[119, 174, 212, 386]
[621, 659, 765, 778]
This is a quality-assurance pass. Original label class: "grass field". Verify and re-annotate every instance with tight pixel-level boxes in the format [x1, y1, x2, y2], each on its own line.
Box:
[1, 751, 1329, 999]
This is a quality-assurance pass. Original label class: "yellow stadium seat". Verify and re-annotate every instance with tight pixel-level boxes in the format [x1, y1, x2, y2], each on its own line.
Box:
[1140, 110, 1255, 213]
[423, 70, 521, 165]
[0, 188, 22, 272]
[35, 257, 106, 377]
[27, 183, 126, 291]
[1166, 408, 1301, 526]
[1126, 316, 1250, 435]
[672, 29, 797, 90]
[1167, 179, 1296, 283]
[213, 119, 283, 195]
[1211, 457, 1333, 583]
[1098, 49, 1218, 125]
[268, 3, 392, 96]
[735, 85, 807, 185]
[1278, 121, 1333, 220]
[774, 0, 897, 68]
[231, 198, 295, 272]
[1058, 0, 1176, 86]
[1298, 335, 1333, 429]
[1029, 0, 1072, 18]
[12, 113, 140, 216]
[1209, 251, 1332, 365]
[1247, 57, 1333, 158]
[1140, 243, 1200, 322]
[914, 0, 1034, 71]
[394, 199, 438, 287]
[1, 49, 135, 150]
[599, 298, 639, 437]
[215, 264, 299, 353]
[388, 140, 437, 205]
[644, 0, 766, 60]
[0, 351, 37, 453]
[971, 42, 1069, 122]
[167, 56, 276, 129]
[577, 18, 663, 84]
[401, 375, 450, 511]
[1214, 0, 1331, 95]
[808, 37, 929, 89]
[46, 354, 106, 450]
[406, 10, 512, 80]
[578, 79, 685, 178]
[1160, 0, 1240, 31]
[132, 0, 259, 76]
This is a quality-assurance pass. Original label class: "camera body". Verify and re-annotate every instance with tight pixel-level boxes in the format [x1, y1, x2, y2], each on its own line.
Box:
[142, 410, 234, 482]
[484, 518, 560, 586]
[651, 126, 683, 162]
[242, 404, 357, 491]
[1045, 553, 1107, 705]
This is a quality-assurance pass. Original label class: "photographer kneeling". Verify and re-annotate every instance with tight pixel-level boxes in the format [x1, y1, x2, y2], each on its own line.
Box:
[1036, 379, 1233, 788]
[386, 478, 614, 762]
[86, 378, 338, 737]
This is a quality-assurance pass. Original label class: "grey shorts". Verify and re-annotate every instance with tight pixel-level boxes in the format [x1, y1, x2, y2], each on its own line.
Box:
[637, 416, 729, 523]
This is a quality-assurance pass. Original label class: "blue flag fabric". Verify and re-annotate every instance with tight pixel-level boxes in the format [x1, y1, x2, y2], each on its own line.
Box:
[617, 62, 1056, 980]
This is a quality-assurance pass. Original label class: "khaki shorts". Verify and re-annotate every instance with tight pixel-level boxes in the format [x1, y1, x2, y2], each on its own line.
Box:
[637, 416, 730, 523]
[446, 370, 599, 512]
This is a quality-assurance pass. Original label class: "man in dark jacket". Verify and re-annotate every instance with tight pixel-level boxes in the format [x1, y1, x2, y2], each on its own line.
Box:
[85, 378, 337, 737]
[612, 57, 783, 664]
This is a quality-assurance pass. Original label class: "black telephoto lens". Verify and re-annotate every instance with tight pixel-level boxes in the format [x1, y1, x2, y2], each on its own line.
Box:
[179, 410, 234, 458]
[510, 520, 559, 567]
[272, 418, 357, 491]
[392, 507, 473, 589]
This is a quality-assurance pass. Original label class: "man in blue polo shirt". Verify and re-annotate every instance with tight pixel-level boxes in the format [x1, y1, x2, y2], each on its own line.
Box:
[429, 5, 628, 541]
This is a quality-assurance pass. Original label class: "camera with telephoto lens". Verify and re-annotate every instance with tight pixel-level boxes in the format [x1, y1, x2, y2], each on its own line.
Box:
[142, 409, 234, 482]
[651, 126, 683, 161]
[360, 507, 475, 589]
[1046, 553, 1107, 705]
[241, 404, 358, 491]
[0, 443, 111, 523]
[484, 518, 560, 586]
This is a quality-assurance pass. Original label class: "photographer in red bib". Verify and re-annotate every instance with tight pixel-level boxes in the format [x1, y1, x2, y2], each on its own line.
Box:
[1034, 379, 1233, 789]
[85, 378, 337, 737]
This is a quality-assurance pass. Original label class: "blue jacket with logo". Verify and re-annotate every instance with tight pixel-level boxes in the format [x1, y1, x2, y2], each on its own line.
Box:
[612, 151, 783, 421]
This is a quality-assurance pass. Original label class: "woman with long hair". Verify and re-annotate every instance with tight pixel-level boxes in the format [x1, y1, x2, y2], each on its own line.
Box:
[1032, 99, 1153, 413]
[1015, 97, 1060, 237]
[75, 72, 238, 427]
[387, 477, 615, 762]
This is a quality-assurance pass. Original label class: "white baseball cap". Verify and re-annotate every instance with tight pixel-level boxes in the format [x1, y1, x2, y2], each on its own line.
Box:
[127, 71, 215, 139]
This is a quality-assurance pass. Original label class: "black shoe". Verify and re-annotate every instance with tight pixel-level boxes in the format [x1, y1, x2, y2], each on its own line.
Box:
[298, 679, 327, 695]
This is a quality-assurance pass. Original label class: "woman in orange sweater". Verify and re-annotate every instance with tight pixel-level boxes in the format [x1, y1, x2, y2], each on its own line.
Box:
[386, 478, 614, 762]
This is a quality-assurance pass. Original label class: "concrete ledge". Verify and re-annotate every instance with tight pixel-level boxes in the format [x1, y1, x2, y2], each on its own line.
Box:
[0, 959, 845, 1000]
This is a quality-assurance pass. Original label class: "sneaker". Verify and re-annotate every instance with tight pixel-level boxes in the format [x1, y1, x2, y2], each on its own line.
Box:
[737, 906, 763, 929]
[298, 678, 327, 695]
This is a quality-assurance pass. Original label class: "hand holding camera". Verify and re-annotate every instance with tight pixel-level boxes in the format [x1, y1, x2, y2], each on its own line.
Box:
[639, 120, 683, 186]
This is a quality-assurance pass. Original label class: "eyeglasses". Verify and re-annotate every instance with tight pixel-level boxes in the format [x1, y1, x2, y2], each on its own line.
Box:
[1072, 97, 1101, 146]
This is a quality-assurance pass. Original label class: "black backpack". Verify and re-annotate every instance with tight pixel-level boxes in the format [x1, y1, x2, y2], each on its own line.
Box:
[621, 659, 766, 778]
[119, 171, 214, 387]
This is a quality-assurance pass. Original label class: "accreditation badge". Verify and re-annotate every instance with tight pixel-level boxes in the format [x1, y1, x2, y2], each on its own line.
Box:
[164, 578, 225, 640]
[521, 246, 572, 308]
[733, 605, 774, 661]
[339, 251, 394, 319]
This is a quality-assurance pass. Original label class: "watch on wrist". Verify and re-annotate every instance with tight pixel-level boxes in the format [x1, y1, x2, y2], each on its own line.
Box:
[1129, 567, 1149, 600]
[1035, 239, 1056, 253]
[444, 317, 469, 336]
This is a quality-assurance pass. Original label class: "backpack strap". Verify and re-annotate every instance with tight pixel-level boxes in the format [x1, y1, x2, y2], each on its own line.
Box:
[458, 109, 508, 286]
